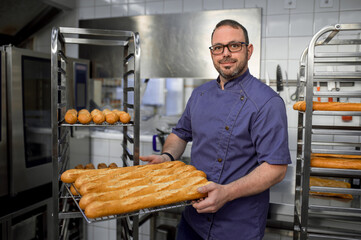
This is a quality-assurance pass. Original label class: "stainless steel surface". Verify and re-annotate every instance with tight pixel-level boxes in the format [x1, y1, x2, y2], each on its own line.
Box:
[79, 9, 261, 79]
[0, 48, 8, 197]
[294, 23, 361, 240]
[4, 46, 52, 195]
[51, 27, 141, 240]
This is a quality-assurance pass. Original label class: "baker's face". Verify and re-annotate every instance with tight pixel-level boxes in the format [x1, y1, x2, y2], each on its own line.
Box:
[210, 25, 253, 81]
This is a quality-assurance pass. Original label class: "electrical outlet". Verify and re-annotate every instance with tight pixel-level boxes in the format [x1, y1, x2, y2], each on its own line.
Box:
[284, 0, 296, 9]
[320, 0, 333, 8]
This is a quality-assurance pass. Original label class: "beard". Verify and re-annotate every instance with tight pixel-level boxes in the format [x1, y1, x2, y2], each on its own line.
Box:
[214, 53, 248, 81]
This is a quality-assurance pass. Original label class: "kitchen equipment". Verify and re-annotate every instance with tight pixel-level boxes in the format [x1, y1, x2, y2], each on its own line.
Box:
[0, 47, 8, 197]
[3, 46, 52, 196]
[276, 65, 284, 93]
[294, 23, 361, 240]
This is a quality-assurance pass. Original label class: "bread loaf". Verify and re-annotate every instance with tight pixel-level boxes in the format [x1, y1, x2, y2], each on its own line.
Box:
[293, 101, 361, 112]
[311, 153, 361, 159]
[64, 109, 78, 124]
[84, 180, 209, 218]
[310, 176, 353, 199]
[79, 176, 207, 210]
[311, 157, 361, 170]
[78, 109, 92, 124]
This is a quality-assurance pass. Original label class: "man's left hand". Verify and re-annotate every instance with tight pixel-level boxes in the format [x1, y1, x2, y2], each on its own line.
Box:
[192, 182, 230, 213]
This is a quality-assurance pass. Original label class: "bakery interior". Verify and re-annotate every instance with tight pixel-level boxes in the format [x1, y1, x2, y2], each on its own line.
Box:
[1, 0, 361, 239]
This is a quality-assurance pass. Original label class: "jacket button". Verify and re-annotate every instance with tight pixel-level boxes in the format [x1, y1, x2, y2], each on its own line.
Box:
[240, 96, 244, 101]
[225, 126, 229, 130]
[217, 158, 222, 162]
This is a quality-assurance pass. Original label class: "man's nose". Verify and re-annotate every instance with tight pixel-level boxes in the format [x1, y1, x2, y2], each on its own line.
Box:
[222, 46, 232, 56]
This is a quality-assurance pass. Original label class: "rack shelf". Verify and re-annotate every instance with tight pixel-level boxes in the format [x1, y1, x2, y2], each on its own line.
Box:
[51, 27, 141, 240]
[293, 23, 361, 240]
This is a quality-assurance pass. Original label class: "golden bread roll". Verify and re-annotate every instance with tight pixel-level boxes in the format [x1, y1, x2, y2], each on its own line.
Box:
[108, 163, 118, 168]
[310, 176, 353, 199]
[112, 110, 126, 119]
[85, 163, 95, 169]
[78, 109, 92, 124]
[74, 164, 85, 169]
[119, 112, 131, 124]
[91, 109, 105, 124]
[84, 180, 210, 218]
[103, 109, 118, 124]
[64, 109, 78, 124]
[97, 163, 108, 169]
[111, 110, 120, 122]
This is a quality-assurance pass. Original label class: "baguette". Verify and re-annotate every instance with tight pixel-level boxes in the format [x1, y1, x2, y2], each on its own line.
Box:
[310, 176, 353, 199]
[84, 180, 210, 218]
[311, 157, 361, 170]
[293, 101, 361, 112]
[311, 153, 361, 159]
[64, 109, 78, 124]
[79, 176, 207, 209]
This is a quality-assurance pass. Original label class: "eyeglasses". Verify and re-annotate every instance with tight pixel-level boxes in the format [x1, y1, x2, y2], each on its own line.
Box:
[209, 42, 248, 55]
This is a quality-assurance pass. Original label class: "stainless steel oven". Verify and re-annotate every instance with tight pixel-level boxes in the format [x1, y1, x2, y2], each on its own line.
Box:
[4, 46, 52, 196]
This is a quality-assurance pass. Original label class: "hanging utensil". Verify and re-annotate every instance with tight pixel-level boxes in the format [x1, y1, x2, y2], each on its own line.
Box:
[276, 65, 284, 93]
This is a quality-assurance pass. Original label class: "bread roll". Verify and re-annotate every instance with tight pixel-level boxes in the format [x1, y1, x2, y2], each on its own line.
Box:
[108, 163, 118, 168]
[74, 164, 85, 169]
[310, 176, 353, 199]
[64, 109, 78, 124]
[119, 112, 131, 124]
[111, 110, 120, 122]
[103, 109, 118, 124]
[97, 163, 108, 169]
[84, 180, 210, 218]
[112, 110, 126, 119]
[78, 109, 92, 124]
[85, 163, 95, 169]
[91, 109, 105, 124]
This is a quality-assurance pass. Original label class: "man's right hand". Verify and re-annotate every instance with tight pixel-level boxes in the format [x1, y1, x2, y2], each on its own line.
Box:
[139, 154, 168, 164]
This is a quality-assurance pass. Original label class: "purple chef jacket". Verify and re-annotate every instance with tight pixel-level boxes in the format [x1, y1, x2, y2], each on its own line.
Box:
[172, 69, 291, 240]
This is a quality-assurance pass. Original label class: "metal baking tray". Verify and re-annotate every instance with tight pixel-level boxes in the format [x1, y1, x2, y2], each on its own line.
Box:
[60, 120, 134, 127]
[64, 183, 191, 223]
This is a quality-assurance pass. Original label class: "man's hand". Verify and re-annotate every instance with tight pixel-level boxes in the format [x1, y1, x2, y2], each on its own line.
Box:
[139, 154, 168, 164]
[192, 182, 231, 213]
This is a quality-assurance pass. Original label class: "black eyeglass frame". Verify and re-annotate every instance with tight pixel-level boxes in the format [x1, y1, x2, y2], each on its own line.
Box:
[209, 41, 249, 55]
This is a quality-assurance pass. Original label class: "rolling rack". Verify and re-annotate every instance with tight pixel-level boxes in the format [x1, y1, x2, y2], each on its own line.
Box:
[293, 23, 361, 239]
[50, 27, 141, 239]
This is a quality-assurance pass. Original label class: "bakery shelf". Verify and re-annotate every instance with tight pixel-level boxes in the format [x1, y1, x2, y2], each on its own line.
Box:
[63, 183, 191, 224]
[311, 167, 361, 178]
[293, 23, 361, 240]
[51, 27, 141, 239]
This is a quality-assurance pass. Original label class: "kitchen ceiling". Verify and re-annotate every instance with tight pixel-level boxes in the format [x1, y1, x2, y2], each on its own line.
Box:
[0, 0, 65, 46]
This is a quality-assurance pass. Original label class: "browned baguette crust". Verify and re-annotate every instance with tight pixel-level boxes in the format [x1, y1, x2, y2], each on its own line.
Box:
[310, 176, 353, 199]
[311, 157, 361, 170]
[79, 176, 208, 209]
[61, 169, 98, 183]
[84, 180, 210, 218]
[293, 101, 361, 112]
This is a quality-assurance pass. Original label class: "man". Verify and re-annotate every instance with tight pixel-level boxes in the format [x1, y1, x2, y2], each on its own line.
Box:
[140, 19, 291, 240]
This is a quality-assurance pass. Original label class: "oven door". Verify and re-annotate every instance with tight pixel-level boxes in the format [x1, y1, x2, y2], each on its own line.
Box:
[6, 46, 52, 195]
[0, 48, 8, 197]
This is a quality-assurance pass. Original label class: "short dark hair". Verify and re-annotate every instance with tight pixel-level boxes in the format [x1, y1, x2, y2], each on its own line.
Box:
[211, 19, 249, 44]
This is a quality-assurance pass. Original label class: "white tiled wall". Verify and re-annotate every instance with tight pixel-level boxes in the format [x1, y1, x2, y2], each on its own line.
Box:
[33, 0, 361, 239]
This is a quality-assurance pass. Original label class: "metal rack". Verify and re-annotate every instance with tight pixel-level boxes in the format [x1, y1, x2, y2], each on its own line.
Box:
[294, 23, 361, 239]
[50, 27, 140, 240]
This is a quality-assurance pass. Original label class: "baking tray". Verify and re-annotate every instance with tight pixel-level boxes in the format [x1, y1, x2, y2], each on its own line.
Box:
[60, 120, 134, 127]
[64, 183, 191, 223]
